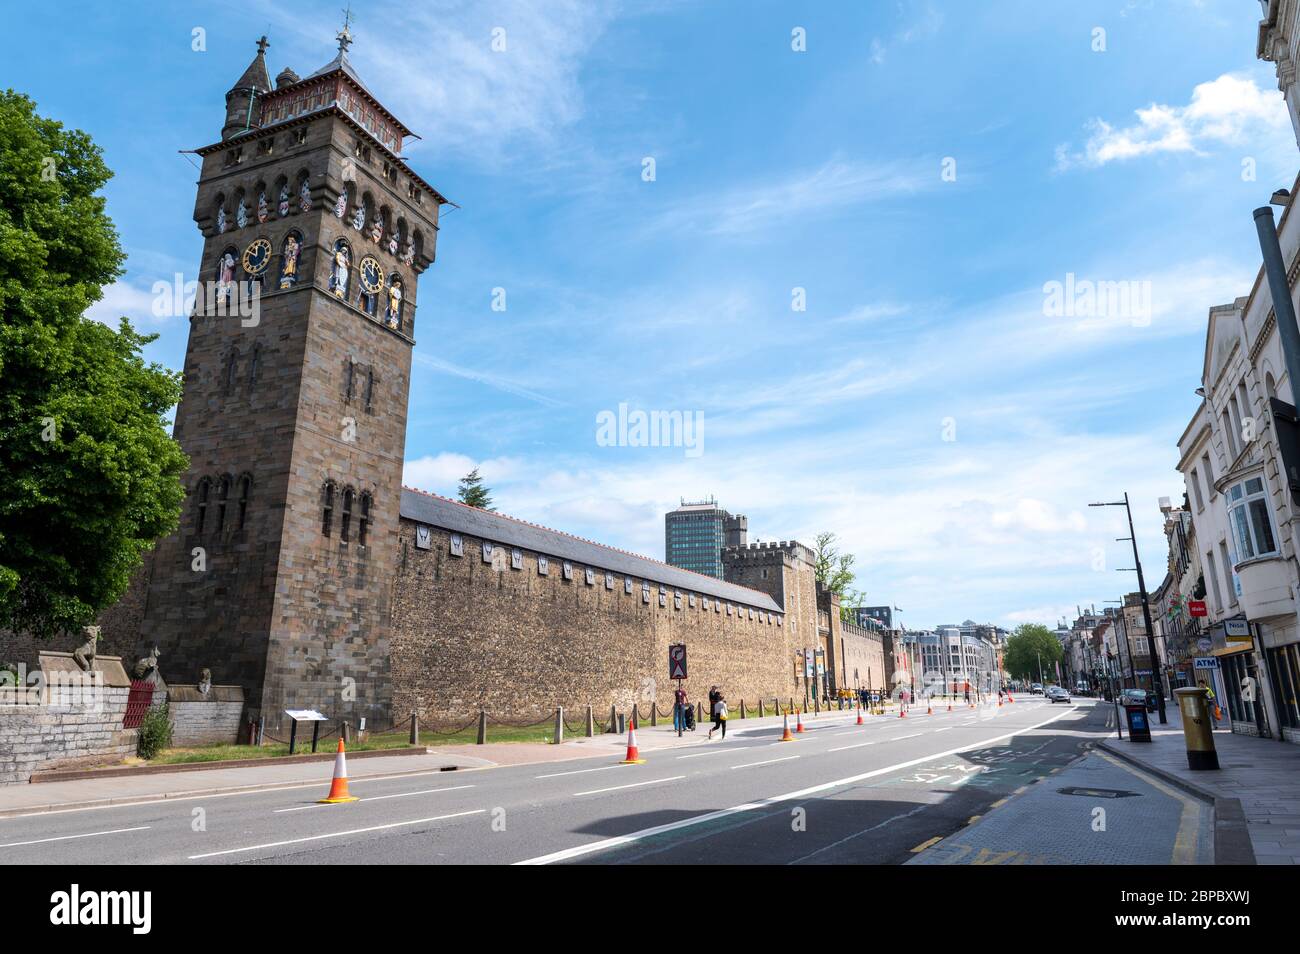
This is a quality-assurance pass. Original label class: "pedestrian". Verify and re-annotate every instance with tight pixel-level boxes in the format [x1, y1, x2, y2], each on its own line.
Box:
[673, 683, 688, 732]
[708, 692, 728, 739]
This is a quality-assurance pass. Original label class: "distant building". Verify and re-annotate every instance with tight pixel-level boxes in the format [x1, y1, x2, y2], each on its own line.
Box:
[849, 606, 893, 630]
[664, 497, 747, 578]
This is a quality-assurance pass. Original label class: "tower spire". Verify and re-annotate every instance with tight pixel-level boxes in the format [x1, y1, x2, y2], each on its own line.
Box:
[336, 5, 356, 56]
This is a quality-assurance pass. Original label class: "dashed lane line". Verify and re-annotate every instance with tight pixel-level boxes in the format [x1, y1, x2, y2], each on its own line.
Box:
[187, 810, 486, 860]
[0, 825, 151, 849]
[272, 784, 476, 813]
[572, 775, 686, 797]
[731, 756, 799, 770]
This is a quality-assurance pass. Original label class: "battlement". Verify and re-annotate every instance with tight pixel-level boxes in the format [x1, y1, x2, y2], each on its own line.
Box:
[722, 539, 814, 564]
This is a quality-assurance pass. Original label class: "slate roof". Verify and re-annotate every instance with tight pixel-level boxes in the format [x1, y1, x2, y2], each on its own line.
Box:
[399, 487, 784, 614]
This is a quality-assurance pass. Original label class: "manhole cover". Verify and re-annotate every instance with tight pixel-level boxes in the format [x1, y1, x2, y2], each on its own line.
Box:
[1057, 787, 1141, 799]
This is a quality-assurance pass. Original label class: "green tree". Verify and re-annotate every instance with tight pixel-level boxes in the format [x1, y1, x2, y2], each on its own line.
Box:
[0, 90, 186, 639]
[1003, 623, 1064, 682]
[456, 467, 494, 510]
[812, 531, 858, 617]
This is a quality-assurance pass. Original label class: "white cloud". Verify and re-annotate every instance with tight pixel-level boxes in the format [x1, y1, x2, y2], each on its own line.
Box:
[403, 452, 522, 497]
[83, 280, 167, 327]
[649, 157, 935, 237]
[1056, 73, 1290, 170]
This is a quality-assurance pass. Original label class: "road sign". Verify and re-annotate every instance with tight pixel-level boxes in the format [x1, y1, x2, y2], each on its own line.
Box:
[1225, 619, 1251, 640]
[1188, 600, 1207, 618]
[1193, 656, 1220, 669]
[668, 643, 687, 680]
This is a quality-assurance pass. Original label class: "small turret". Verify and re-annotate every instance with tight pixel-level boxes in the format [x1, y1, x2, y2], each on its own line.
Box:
[222, 36, 272, 141]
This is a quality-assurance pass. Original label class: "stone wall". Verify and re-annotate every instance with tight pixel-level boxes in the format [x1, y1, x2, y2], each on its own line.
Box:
[0, 685, 136, 785]
[168, 685, 246, 745]
[838, 620, 888, 694]
[389, 520, 800, 721]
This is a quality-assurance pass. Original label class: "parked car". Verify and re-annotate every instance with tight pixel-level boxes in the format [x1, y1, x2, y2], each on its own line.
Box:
[1119, 688, 1156, 712]
[1046, 686, 1071, 703]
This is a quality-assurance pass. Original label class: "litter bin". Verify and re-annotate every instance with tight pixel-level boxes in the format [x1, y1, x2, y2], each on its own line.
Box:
[1174, 686, 1219, 770]
[1124, 703, 1152, 742]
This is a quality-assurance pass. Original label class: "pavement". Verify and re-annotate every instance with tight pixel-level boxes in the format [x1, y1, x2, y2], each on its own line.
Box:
[1096, 701, 1300, 865]
[0, 696, 1104, 864]
[907, 748, 1213, 865]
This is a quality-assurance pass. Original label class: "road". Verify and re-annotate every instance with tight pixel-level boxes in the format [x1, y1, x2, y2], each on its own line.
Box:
[2, 697, 1146, 865]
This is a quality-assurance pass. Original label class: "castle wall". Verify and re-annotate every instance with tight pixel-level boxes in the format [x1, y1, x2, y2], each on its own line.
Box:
[389, 520, 801, 721]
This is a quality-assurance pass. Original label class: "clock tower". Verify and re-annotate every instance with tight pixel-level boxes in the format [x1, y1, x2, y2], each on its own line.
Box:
[139, 30, 448, 730]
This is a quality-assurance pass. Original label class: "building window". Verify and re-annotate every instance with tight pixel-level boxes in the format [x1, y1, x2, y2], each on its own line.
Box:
[322, 481, 335, 536]
[1227, 477, 1277, 561]
[358, 492, 371, 547]
[238, 474, 251, 529]
[340, 488, 354, 542]
[216, 476, 231, 532]
[195, 477, 211, 533]
[1189, 468, 1204, 511]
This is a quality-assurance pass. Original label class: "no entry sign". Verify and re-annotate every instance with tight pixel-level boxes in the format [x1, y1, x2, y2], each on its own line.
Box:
[669, 643, 687, 680]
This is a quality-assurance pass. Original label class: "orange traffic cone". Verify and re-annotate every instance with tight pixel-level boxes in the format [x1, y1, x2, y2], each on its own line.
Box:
[317, 738, 360, 804]
[927, 701, 934, 715]
[620, 720, 646, 764]
[780, 713, 796, 741]
[1008, 693, 1015, 703]
[856, 704, 864, 725]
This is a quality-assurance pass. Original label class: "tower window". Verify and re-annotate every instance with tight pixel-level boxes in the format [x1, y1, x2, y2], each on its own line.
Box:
[196, 478, 211, 533]
[322, 481, 335, 537]
[359, 493, 372, 547]
[341, 488, 354, 542]
[224, 349, 239, 394]
[216, 476, 231, 533]
[365, 368, 375, 414]
[345, 359, 355, 403]
[238, 474, 252, 529]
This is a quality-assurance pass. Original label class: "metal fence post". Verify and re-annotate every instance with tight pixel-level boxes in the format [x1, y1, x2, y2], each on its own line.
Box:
[585, 704, 594, 737]
[476, 708, 487, 745]
[409, 710, 419, 745]
[553, 706, 563, 744]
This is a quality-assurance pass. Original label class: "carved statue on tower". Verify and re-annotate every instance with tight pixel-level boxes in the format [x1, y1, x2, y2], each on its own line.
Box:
[329, 241, 351, 298]
[385, 279, 403, 329]
[279, 234, 300, 289]
[335, 188, 348, 219]
[216, 251, 237, 303]
[351, 204, 365, 232]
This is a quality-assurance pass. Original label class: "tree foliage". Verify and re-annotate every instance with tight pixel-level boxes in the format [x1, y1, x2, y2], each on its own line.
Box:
[1003, 623, 1064, 681]
[0, 90, 186, 638]
[812, 531, 858, 615]
[456, 467, 494, 511]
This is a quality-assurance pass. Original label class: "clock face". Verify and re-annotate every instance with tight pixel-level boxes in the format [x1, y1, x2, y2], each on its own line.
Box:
[359, 256, 384, 294]
[241, 238, 272, 275]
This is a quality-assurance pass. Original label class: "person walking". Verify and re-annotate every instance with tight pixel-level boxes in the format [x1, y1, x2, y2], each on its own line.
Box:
[673, 683, 688, 732]
[708, 692, 728, 740]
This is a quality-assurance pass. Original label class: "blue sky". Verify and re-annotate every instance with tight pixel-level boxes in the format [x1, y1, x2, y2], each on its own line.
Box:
[9, 0, 1297, 629]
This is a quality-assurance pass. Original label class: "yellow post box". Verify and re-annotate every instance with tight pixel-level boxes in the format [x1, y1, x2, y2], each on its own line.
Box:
[1174, 686, 1219, 771]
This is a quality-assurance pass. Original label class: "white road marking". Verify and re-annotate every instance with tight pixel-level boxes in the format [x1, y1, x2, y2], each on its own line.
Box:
[514, 706, 1077, 865]
[534, 764, 625, 780]
[731, 756, 799, 770]
[0, 825, 150, 849]
[677, 746, 765, 759]
[573, 775, 686, 797]
[891, 733, 922, 741]
[187, 810, 486, 859]
[272, 784, 475, 813]
[827, 741, 875, 753]
[933, 727, 953, 733]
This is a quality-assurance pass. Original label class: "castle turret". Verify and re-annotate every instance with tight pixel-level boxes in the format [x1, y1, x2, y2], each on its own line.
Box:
[222, 36, 272, 140]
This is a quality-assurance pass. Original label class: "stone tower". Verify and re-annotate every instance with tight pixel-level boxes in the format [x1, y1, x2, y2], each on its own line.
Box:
[138, 31, 447, 730]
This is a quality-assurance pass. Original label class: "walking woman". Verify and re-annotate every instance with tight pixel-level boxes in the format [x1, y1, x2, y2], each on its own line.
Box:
[708, 692, 728, 740]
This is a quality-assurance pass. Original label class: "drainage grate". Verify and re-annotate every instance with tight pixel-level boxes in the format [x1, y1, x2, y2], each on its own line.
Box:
[1057, 786, 1141, 799]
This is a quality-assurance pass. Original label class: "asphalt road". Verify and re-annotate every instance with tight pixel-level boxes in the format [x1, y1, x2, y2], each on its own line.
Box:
[1, 697, 1108, 865]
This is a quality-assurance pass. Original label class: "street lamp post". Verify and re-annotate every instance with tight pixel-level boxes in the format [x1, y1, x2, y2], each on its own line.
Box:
[1089, 493, 1168, 725]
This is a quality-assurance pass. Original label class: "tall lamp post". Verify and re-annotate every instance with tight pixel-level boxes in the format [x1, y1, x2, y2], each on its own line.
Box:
[1089, 493, 1168, 725]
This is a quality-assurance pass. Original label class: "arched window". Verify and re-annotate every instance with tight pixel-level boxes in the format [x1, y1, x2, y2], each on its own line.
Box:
[214, 194, 228, 235]
[295, 170, 312, 213]
[322, 480, 336, 537]
[365, 367, 375, 413]
[1267, 372, 1278, 400]
[195, 477, 211, 533]
[273, 174, 290, 218]
[341, 488, 354, 542]
[238, 474, 252, 529]
[359, 492, 372, 547]
[345, 358, 355, 403]
[216, 475, 231, 532]
[248, 343, 261, 387]
[232, 187, 247, 229]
